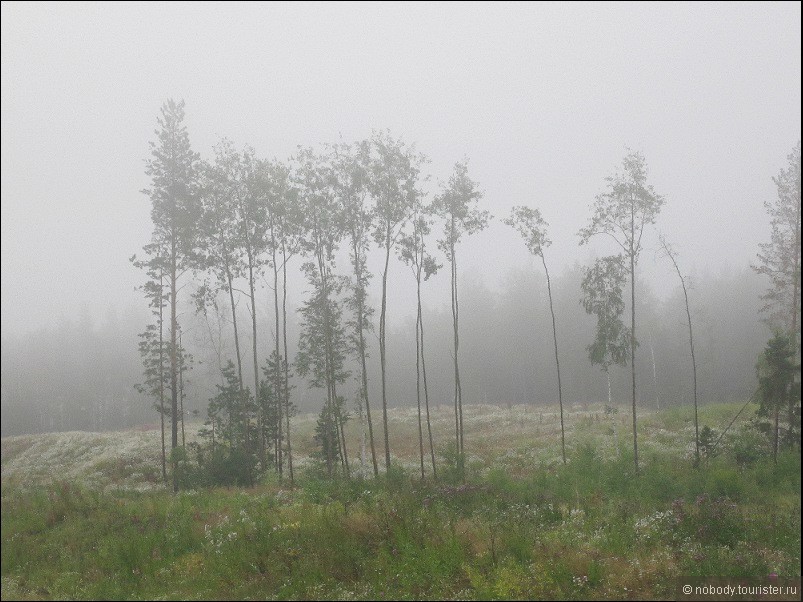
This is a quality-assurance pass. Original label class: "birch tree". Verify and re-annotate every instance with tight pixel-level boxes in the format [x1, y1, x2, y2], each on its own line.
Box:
[368, 131, 427, 473]
[332, 140, 380, 477]
[659, 235, 701, 465]
[196, 147, 247, 440]
[399, 202, 440, 479]
[294, 147, 351, 477]
[504, 206, 566, 464]
[432, 160, 490, 472]
[578, 151, 664, 472]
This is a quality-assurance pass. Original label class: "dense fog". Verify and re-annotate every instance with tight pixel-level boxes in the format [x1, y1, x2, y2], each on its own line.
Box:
[1, 262, 769, 437]
[1, 4, 800, 437]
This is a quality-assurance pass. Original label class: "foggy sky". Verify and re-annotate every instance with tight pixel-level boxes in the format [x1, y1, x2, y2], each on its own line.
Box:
[1, 2, 800, 336]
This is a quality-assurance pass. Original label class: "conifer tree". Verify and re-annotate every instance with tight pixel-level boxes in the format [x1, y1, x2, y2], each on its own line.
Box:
[140, 99, 201, 492]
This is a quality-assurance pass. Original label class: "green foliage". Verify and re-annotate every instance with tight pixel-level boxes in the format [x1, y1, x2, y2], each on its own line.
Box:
[754, 331, 800, 456]
[581, 254, 631, 371]
[311, 398, 347, 474]
[698, 425, 717, 459]
[753, 141, 801, 335]
[205, 360, 253, 450]
[438, 440, 467, 484]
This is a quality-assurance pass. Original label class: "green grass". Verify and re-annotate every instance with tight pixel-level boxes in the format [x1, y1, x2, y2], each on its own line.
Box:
[2, 402, 800, 600]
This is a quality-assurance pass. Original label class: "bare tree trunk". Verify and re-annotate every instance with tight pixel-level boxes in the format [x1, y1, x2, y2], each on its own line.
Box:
[380, 230, 392, 472]
[179, 329, 185, 448]
[358, 392, 366, 478]
[170, 233, 179, 493]
[453, 249, 464, 460]
[648, 332, 659, 411]
[352, 235, 379, 477]
[333, 380, 350, 478]
[318, 251, 336, 478]
[158, 272, 167, 482]
[415, 283, 425, 479]
[282, 243, 294, 485]
[271, 222, 283, 478]
[247, 252, 260, 476]
[630, 212, 639, 474]
[773, 406, 780, 464]
[542, 255, 565, 464]
[226, 271, 246, 445]
[662, 237, 700, 465]
[789, 207, 800, 449]
[419, 280, 437, 479]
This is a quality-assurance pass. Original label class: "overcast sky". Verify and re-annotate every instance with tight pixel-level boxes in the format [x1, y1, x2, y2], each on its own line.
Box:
[1, 2, 800, 336]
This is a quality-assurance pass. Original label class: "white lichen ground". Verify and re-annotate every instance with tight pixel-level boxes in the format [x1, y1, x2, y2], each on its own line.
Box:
[1, 402, 709, 491]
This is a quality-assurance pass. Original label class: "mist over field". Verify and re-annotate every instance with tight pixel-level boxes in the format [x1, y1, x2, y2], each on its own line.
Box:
[1, 5, 800, 600]
[1, 2, 799, 436]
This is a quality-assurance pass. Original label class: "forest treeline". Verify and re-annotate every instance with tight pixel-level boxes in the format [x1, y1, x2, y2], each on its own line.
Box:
[1, 100, 798, 487]
[0, 263, 772, 438]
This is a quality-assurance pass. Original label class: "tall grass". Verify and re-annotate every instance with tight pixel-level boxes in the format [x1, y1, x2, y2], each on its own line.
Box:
[2, 402, 800, 600]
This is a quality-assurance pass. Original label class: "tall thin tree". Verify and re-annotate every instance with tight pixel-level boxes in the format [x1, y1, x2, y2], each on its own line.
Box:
[433, 160, 490, 471]
[368, 131, 427, 473]
[141, 99, 201, 492]
[659, 235, 700, 465]
[294, 147, 350, 477]
[332, 140, 380, 478]
[400, 203, 441, 479]
[504, 206, 566, 464]
[579, 150, 664, 473]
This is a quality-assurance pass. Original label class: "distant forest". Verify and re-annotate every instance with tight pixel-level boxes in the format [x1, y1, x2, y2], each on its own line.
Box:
[0, 263, 768, 438]
[2, 100, 797, 464]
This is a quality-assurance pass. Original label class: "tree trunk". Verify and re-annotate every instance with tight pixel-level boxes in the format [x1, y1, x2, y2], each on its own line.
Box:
[159, 272, 167, 482]
[170, 233, 179, 493]
[648, 332, 659, 411]
[271, 221, 283, 478]
[352, 234, 379, 477]
[281, 242, 294, 485]
[415, 275, 425, 479]
[318, 251, 336, 478]
[333, 379, 350, 478]
[630, 211, 639, 474]
[789, 204, 800, 449]
[226, 271, 246, 446]
[179, 329, 185, 448]
[542, 255, 565, 464]
[451, 238, 464, 464]
[380, 228, 392, 472]
[773, 405, 780, 464]
[247, 251, 260, 475]
[419, 277, 437, 479]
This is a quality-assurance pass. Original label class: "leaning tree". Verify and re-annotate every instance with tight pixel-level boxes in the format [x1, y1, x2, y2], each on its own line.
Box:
[505, 206, 566, 464]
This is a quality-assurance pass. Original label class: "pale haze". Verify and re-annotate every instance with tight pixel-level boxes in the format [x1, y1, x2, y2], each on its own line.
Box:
[1, 1, 801, 335]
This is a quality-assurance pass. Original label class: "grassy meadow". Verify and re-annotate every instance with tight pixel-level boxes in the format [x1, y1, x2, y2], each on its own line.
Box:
[2, 402, 800, 600]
